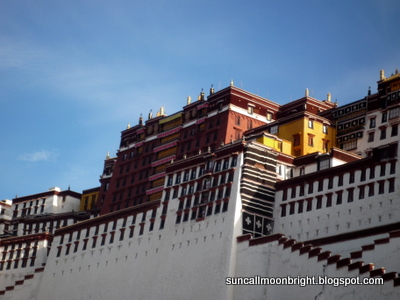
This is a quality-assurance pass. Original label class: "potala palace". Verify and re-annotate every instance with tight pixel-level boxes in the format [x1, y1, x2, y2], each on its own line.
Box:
[1, 69, 400, 299]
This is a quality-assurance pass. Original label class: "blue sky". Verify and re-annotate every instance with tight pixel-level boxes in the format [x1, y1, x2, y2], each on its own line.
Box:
[1, 0, 399, 200]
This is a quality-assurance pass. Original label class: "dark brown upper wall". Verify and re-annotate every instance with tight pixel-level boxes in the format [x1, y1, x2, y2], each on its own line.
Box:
[277, 97, 336, 119]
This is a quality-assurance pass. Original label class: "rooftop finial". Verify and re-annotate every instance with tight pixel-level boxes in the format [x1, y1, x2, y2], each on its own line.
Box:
[230, 79, 234, 87]
[187, 96, 191, 105]
[210, 84, 214, 95]
[368, 86, 371, 96]
[127, 122, 131, 129]
[380, 70, 385, 80]
[305, 88, 309, 97]
[327, 92, 331, 102]
[139, 114, 143, 126]
[396, 68, 399, 75]
[148, 109, 153, 120]
[200, 88, 205, 100]
[106, 151, 110, 159]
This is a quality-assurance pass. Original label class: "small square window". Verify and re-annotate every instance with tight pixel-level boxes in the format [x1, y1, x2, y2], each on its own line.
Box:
[298, 201, 303, 213]
[318, 158, 330, 170]
[308, 120, 314, 129]
[270, 125, 278, 135]
[380, 128, 386, 140]
[306, 200, 312, 211]
[389, 107, 400, 119]
[370, 118, 376, 128]
[370, 167, 375, 179]
[378, 181, 385, 194]
[382, 112, 388, 123]
[293, 134, 300, 146]
[289, 203, 295, 215]
[389, 178, 395, 193]
[336, 193, 342, 205]
[280, 205, 286, 217]
[308, 135, 314, 147]
[380, 164, 386, 177]
[349, 172, 355, 184]
[316, 197, 322, 209]
[359, 186, 365, 199]
[391, 124, 398, 137]
[347, 189, 354, 202]
[308, 182, 314, 194]
[341, 140, 357, 151]
[326, 194, 332, 207]
[235, 116, 241, 126]
[368, 132, 374, 143]
[368, 184, 374, 197]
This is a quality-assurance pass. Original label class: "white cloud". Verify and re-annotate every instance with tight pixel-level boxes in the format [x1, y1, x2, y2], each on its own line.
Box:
[18, 150, 58, 162]
[0, 36, 46, 70]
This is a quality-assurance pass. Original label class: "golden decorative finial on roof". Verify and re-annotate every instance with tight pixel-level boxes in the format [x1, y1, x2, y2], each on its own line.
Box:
[106, 151, 110, 159]
[230, 79, 234, 87]
[127, 123, 131, 129]
[139, 114, 143, 126]
[380, 70, 385, 80]
[305, 88, 309, 97]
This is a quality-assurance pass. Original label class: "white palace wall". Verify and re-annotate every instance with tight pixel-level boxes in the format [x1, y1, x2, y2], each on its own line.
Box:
[34, 154, 244, 300]
[273, 144, 400, 253]
[0, 234, 51, 300]
[234, 234, 400, 300]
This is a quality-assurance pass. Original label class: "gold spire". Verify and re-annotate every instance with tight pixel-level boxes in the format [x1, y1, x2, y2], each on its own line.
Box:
[380, 70, 385, 80]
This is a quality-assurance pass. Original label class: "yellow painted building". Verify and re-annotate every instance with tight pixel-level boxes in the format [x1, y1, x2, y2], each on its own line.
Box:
[277, 115, 336, 156]
[256, 133, 292, 155]
[80, 187, 100, 211]
[247, 94, 337, 157]
[253, 113, 336, 157]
